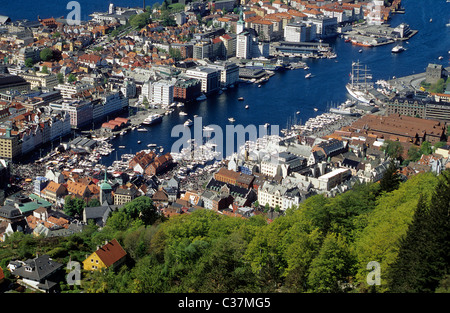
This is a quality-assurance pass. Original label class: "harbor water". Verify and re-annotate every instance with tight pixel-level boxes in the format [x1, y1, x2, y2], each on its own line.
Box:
[4, 0, 449, 166]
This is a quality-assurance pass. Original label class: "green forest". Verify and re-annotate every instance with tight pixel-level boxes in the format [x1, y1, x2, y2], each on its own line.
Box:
[1, 169, 449, 293]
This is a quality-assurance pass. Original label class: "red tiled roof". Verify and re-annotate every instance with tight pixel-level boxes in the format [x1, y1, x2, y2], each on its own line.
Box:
[95, 239, 127, 267]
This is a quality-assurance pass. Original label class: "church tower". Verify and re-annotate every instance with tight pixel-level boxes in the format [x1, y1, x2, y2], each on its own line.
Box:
[236, 8, 244, 35]
[100, 170, 113, 205]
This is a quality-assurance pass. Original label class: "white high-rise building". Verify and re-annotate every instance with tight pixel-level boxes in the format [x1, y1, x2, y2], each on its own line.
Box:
[140, 80, 153, 103]
[236, 31, 252, 59]
[152, 80, 174, 106]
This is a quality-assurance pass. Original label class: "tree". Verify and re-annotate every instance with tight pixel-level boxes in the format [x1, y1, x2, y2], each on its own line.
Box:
[87, 198, 101, 207]
[169, 48, 182, 61]
[381, 140, 404, 160]
[67, 73, 77, 83]
[40, 48, 53, 61]
[57, 72, 64, 84]
[25, 57, 34, 68]
[307, 233, 355, 292]
[407, 145, 421, 162]
[379, 160, 401, 193]
[388, 170, 450, 292]
[121, 196, 160, 225]
[419, 141, 432, 155]
[64, 196, 86, 217]
[387, 195, 431, 292]
[161, 11, 176, 27]
[41, 65, 49, 74]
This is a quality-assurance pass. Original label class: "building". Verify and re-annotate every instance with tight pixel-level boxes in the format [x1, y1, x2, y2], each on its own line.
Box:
[152, 80, 175, 106]
[317, 167, 351, 191]
[83, 203, 116, 227]
[55, 82, 92, 99]
[214, 167, 240, 185]
[351, 114, 447, 145]
[114, 185, 139, 206]
[0, 128, 21, 160]
[193, 41, 213, 60]
[33, 176, 49, 197]
[236, 31, 253, 59]
[284, 22, 317, 42]
[219, 34, 236, 58]
[49, 99, 93, 129]
[99, 171, 113, 205]
[0, 74, 31, 94]
[82, 239, 127, 271]
[41, 181, 67, 204]
[10, 255, 63, 293]
[174, 78, 202, 102]
[307, 16, 337, 38]
[257, 181, 302, 211]
[19, 73, 59, 90]
[425, 63, 446, 84]
[206, 61, 240, 88]
[186, 67, 220, 94]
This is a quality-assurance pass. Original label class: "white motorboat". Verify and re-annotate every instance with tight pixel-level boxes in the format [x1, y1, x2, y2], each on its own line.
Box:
[391, 45, 405, 53]
[184, 119, 193, 127]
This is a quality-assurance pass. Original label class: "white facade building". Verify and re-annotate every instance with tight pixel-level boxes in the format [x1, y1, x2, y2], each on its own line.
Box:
[236, 31, 252, 59]
[152, 80, 175, 106]
[186, 67, 220, 94]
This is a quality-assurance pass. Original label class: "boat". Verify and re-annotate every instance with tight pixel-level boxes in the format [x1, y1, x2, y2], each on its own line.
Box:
[296, 111, 300, 114]
[313, 108, 318, 111]
[429, 18, 432, 22]
[196, 94, 207, 101]
[329, 100, 359, 116]
[346, 61, 375, 104]
[258, 85, 261, 88]
[203, 126, 214, 132]
[438, 56, 444, 60]
[245, 105, 249, 109]
[119, 146, 126, 149]
[148, 143, 157, 147]
[176, 102, 184, 107]
[238, 97, 244, 101]
[358, 49, 363, 53]
[142, 114, 162, 125]
[391, 45, 405, 53]
[447, 20, 450, 27]
[184, 119, 193, 127]
[137, 141, 141, 144]
[179, 111, 188, 116]
[304, 66, 309, 70]
[137, 128, 148, 132]
[228, 117, 235, 122]
[305, 73, 313, 79]
[263, 123, 270, 128]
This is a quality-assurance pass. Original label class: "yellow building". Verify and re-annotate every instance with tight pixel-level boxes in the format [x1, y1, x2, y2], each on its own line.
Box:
[0, 128, 21, 161]
[83, 239, 127, 271]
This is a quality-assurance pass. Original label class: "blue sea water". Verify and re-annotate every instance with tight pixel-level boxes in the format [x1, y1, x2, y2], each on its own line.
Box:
[1, 1, 151, 21]
[3, 0, 449, 165]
